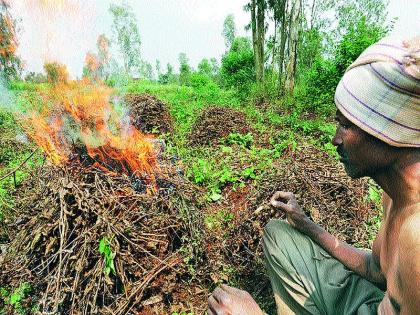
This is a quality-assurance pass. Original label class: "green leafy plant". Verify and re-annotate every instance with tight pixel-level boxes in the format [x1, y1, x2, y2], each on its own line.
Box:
[224, 132, 254, 149]
[99, 237, 116, 276]
[241, 167, 256, 179]
[188, 158, 213, 185]
[205, 210, 234, 230]
[0, 282, 35, 315]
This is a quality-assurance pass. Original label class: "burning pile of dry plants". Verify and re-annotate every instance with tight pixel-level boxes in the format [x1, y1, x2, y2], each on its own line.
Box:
[189, 106, 251, 146]
[0, 159, 208, 314]
[124, 93, 174, 135]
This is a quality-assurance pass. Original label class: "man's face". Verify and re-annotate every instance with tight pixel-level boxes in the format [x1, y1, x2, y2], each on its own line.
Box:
[332, 110, 396, 178]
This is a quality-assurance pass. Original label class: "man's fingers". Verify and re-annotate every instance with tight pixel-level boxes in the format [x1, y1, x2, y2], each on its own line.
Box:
[220, 284, 242, 295]
[270, 191, 295, 209]
[212, 286, 231, 305]
[270, 191, 293, 203]
[208, 295, 222, 314]
[272, 191, 294, 200]
[270, 200, 293, 212]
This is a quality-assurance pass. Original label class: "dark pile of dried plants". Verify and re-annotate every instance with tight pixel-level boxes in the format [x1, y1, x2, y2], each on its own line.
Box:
[0, 159, 208, 314]
[188, 106, 250, 146]
[124, 94, 174, 135]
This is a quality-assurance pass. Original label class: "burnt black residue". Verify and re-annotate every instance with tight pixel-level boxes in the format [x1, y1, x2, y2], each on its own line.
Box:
[156, 178, 175, 195]
[130, 175, 147, 193]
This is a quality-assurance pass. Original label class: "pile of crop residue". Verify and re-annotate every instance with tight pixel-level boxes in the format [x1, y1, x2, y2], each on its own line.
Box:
[0, 161, 207, 314]
[189, 106, 250, 146]
[124, 94, 173, 135]
[203, 144, 379, 312]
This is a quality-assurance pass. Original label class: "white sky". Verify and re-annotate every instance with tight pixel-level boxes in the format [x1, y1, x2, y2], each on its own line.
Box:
[11, 0, 420, 78]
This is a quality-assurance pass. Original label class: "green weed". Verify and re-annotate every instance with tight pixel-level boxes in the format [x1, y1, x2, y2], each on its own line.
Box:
[224, 132, 254, 149]
[204, 209, 234, 230]
[99, 237, 116, 276]
[0, 282, 37, 315]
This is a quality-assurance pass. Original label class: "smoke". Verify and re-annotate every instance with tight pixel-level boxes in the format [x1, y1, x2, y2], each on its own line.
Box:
[11, 0, 98, 77]
[0, 78, 15, 112]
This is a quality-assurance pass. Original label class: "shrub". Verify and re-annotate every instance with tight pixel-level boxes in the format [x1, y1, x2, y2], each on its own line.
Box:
[44, 62, 69, 85]
[221, 37, 255, 94]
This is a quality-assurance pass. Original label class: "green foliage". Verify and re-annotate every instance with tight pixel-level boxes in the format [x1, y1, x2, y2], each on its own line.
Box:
[222, 14, 236, 49]
[24, 72, 47, 84]
[178, 53, 191, 86]
[296, 57, 338, 116]
[0, 2, 22, 81]
[224, 132, 254, 149]
[0, 108, 42, 222]
[335, 16, 388, 75]
[205, 209, 234, 230]
[297, 11, 389, 117]
[99, 237, 116, 276]
[0, 282, 36, 315]
[197, 58, 212, 77]
[109, 2, 142, 76]
[221, 37, 255, 94]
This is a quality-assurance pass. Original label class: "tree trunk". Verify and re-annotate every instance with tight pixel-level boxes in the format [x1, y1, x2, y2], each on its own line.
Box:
[271, 18, 277, 71]
[250, 0, 265, 83]
[284, 0, 301, 93]
[277, 0, 288, 93]
[250, 0, 259, 80]
[256, 0, 265, 82]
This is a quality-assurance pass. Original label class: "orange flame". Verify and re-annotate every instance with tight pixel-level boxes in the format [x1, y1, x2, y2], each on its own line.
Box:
[20, 79, 158, 186]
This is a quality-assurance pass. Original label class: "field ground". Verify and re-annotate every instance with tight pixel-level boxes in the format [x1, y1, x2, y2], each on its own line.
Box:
[0, 80, 382, 314]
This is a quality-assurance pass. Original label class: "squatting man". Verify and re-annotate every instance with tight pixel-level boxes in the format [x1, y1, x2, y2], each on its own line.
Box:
[207, 35, 420, 315]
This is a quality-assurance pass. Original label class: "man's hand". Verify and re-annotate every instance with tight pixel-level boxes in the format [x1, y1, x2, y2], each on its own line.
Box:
[270, 191, 309, 228]
[207, 284, 264, 315]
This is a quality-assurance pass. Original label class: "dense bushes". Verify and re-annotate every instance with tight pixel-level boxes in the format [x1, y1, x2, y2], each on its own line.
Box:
[297, 15, 389, 116]
[220, 37, 255, 94]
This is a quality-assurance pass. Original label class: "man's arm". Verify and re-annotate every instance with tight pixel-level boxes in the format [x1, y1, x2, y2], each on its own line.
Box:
[297, 216, 386, 287]
[270, 191, 386, 287]
[398, 213, 420, 315]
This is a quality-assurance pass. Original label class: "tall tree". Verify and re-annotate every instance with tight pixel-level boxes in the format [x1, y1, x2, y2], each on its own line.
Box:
[96, 34, 111, 78]
[109, 2, 142, 76]
[44, 62, 69, 85]
[0, 0, 21, 81]
[155, 59, 161, 79]
[222, 14, 236, 50]
[247, 0, 265, 82]
[284, 0, 302, 93]
[197, 58, 212, 77]
[178, 52, 191, 85]
[267, 0, 288, 83]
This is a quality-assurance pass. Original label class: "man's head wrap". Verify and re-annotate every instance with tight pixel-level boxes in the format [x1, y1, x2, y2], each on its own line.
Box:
[335, 36, 420, 147]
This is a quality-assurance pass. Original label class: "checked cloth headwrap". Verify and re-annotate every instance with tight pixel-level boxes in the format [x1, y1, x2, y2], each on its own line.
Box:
[335, 36, 420, 147]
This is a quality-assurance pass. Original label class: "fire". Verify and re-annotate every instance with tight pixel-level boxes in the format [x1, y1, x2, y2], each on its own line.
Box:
[20, 79, 158, 185]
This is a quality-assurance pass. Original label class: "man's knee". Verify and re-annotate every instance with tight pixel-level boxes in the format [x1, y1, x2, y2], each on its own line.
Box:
[263, 220, 296, 250]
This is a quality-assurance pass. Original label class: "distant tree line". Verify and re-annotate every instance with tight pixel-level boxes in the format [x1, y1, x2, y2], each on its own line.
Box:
[2, 0, 391, 115]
